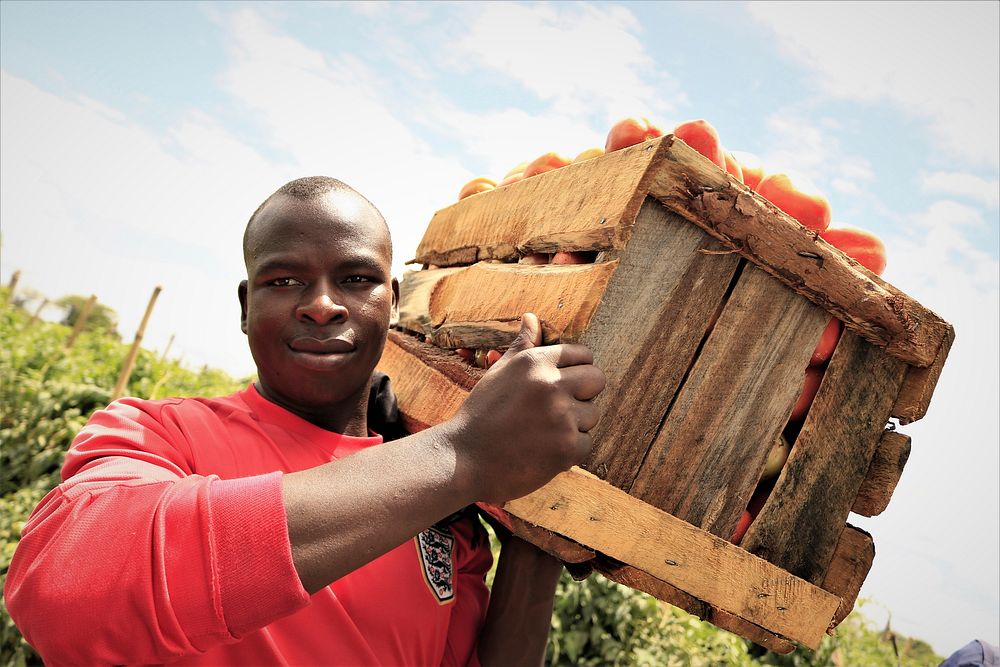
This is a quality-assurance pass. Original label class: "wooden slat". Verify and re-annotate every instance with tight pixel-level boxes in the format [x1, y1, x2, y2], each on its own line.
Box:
[504, 467, 840, 649]
[595, 559, 796, 654]
[414, 141, 663, 266]
[852, 430, 911, 517]
[427, 261, 618, 344]
[397, 267, 462, 336]
[477, 502, 595, 564]
[892, 324, 955, 424]
[582, 198, 742, 487]
[629, 263, 829, 537]
[647, 136, 953, 368]
[740, 332, 908, 583]
[820, 525, 875, 628]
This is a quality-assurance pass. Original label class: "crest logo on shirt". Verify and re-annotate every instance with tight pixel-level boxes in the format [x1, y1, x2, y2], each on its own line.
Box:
[416, 526, 455, 604]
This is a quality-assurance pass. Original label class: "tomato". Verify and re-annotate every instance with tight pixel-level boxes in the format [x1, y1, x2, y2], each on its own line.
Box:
[789, 366, 824, 422]
[820, 226, 887, 276]
[458, 177, 496, 200]
[756, 172, 831, 232]
[552, 251, 596, 265]
[731, 151, 765, 191]
[523, 152, 572, 178]
[499, 172, 524, 186]
[673, 119, 726, 169]
[809, 318, 842, 367]
[574, 147, 605, 162]
[730, 510, 753, 544]
[605, 117, 664, 152]
[724, 152, 744, 183]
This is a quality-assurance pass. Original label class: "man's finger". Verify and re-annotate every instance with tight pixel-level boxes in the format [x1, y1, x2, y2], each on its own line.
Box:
[497, 313, 541, 362]
[558, 365, 607, 402]
[530, 343, 595, 369]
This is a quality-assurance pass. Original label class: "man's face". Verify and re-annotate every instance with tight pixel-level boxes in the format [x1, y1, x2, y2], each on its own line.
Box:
[239, 191, 398, 418]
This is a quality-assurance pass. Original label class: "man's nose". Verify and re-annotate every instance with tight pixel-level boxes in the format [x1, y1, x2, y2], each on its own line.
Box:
[296, 288, 348, 325]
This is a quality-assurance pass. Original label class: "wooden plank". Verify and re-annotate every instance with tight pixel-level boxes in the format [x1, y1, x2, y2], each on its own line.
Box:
[427, 261, 618, 345]
[852, 430, 911, 517]
[477, 502, 595, 564]
[504, 466, 840, 649]
[740, 332, 908, 583]
[595, 559, 796, 654]
[629, 263, 829, 537]
[581, 199, 742, 488]
[892, 324, 955, 424]
[647, 136, 953, 368]
[414, 141, 663, 266]
[397, 268, 462, 336]
[820, 525, 875, 628]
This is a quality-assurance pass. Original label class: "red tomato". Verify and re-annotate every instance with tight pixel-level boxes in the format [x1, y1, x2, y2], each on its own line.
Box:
[756, 173, 831, 232]
[673, 119, 726, 169]
[724, 152, 744, 183]
[605, 117, 664, 152]
[458, 177, 496, 200]
[485, 349, 502, 368]
[552, 251, 596, 265]
[732, 151, 765, 191]
[820, 226, 887, 276]
[499, 172, 524, 186]
[730, 510, 753, 544]
[809, 318, 842, 367]
[523, 152, 572, 178]
[789, 366, 824, 422]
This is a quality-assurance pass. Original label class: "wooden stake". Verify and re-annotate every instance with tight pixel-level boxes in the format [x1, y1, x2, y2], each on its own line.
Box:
[158, 333, 176, 364]
[65, 294, 98, 349]
[4, 270, 21, 303]
[26, 299, 49, 326]
[112, 286, 162, 400]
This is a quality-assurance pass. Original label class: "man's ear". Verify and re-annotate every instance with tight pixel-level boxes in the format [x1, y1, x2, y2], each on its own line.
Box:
[238, 280, 249, 334]
[389, 277, 400, 329]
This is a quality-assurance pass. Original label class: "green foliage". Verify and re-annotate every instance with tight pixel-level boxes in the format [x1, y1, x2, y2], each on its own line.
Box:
[0, 295, 247, 665]
[55, 294, 120, 340]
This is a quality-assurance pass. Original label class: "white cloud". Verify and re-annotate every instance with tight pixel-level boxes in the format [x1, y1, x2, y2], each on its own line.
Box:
[451, 3, 681, 124]
[922, 171, 1000, 209]
[748, 1, 1000, 168]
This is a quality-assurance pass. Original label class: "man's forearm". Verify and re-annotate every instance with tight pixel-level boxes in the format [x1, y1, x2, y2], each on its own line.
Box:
[282, 422, 476, 593]
[477, 538, 564, 667]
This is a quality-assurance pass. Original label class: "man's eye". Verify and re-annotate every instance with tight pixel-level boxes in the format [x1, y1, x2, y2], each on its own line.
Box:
[344, 275, 374, 284]
[269, 278, 301, 287]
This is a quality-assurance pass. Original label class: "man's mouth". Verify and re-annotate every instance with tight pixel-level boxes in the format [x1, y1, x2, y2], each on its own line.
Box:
[288, 337, 356, 354]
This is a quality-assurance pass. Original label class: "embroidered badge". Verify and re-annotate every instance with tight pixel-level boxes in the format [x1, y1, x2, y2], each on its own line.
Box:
[416, 526, 455, 604]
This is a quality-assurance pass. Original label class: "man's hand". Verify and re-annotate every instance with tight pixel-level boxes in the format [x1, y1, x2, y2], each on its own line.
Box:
[448, 313, 607, 504]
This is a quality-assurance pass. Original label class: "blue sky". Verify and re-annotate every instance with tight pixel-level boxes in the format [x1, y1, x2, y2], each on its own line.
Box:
[2, 1, 997, 656]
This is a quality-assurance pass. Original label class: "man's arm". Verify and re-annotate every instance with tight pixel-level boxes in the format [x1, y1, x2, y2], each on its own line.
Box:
[282, 313, 606, 593]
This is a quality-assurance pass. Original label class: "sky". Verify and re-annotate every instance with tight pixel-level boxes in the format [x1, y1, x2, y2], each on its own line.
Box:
[1, 0, 997, 656]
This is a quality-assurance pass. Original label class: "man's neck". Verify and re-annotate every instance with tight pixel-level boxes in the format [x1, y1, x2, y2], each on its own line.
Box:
[254, 382, 370, 436]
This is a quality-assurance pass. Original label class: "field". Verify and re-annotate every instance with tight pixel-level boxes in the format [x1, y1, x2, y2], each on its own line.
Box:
[0, 290, 942, 666]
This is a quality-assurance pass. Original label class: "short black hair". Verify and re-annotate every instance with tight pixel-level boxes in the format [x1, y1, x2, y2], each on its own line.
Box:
[243, 176, 388, 266]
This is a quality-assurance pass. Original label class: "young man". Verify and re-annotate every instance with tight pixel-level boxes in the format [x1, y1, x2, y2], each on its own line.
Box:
[5, 177, 607, 665]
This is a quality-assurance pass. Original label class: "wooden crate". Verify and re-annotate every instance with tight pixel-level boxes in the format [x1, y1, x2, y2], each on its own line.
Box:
[376, 136, 954, 651]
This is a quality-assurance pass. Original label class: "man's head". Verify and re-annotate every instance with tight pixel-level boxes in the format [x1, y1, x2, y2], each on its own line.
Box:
[239, 177, 399, 431]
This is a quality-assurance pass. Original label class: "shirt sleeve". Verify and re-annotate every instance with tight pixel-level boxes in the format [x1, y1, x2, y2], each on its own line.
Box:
[3, 398, 311, 665]
[440, 510, 493, 667]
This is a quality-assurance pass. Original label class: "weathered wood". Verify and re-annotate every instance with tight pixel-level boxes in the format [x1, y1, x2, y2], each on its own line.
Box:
[629, 263, 829, 537]
[647, 136, 952, 368]
[740, 332, 908, 583]
[477, 502, 595, 564]
[581, 199, 742, 487]
[397, 268, 462, 336]
[820, 525, 875, 628]
[504, 466, 840, 649]
[852, 430, 911, 517]
[428, 261, 618, 344]
[595, 558, 796, 654]
[414, 141, 663, 266]
[892, 324, 955, 424]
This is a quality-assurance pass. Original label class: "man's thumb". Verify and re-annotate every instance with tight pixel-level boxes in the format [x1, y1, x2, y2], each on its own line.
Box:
[502, 312, 541, 358]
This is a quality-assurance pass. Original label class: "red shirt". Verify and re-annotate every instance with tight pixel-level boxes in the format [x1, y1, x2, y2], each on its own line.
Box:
[5, 385, 491, 666]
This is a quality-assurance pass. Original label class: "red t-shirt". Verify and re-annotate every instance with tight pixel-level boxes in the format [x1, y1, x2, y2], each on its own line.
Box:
[5, 385, 492, 666]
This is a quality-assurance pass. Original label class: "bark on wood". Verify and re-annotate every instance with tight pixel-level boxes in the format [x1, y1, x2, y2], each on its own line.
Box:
[892, 324, 955, 424]
[595, 558, 796, 654]
[581, 199, 742, 488]
[504, 466, 840, 649]
[629, 263, 829, 537]
[646, 136, 952, 368]
[396, 268, 463, 336]
[477, 502, 595, 564]
[820, 525, 875, 628]
[413, 141, 663, 266]
[852, 431, 911, 518]
[740, 332, 907, 584]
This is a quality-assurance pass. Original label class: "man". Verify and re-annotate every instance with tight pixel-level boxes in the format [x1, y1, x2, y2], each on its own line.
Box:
[5, 177, 607, 665]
